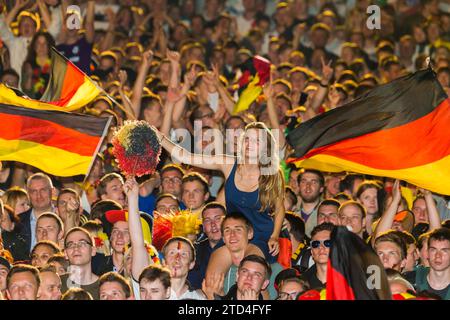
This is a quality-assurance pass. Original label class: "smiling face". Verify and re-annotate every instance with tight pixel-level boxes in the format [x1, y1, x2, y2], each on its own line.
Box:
[110, 221, 130, 254]
[182, 180, 209, 211]
[101, 178, 126, 207]
[222, 218, 253, 253]
[202, 208, 224, 244]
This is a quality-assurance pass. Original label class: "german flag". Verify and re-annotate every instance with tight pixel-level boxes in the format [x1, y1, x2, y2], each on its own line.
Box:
[232, 56, 271, 115]
[287, 68, 450, 195]
[0, 103, 111, 177]
[0, 48, 101, 112]
[326, 226, 392, 300]
[277, 227, 292, 269]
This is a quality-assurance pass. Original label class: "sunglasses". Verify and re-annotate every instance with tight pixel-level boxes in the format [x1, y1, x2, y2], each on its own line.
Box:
[311, 240, 332, 249]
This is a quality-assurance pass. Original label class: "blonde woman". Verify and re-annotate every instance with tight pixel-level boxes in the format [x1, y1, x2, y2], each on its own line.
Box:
[156, 121, 285, 279]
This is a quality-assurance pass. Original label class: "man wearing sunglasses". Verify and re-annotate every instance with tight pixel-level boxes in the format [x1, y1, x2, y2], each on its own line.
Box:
[60, 227, 99, 300]
[300, 222, 334, 290]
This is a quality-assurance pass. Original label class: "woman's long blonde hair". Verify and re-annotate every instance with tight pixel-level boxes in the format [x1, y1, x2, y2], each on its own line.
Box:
[237, 122, 285, 212]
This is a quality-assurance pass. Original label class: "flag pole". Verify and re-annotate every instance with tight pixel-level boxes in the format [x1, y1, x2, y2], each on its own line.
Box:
[83, 115, 113, 184]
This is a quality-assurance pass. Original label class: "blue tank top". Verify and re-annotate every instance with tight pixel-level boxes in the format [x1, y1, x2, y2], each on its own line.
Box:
[225, 161, 275, 263]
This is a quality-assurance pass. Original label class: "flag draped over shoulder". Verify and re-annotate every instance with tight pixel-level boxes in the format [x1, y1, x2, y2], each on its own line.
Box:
[326, 226, 392, 300]
[0, 103, 111, 177]
[232, 55, 271, 115]
[287, 68, 450, 195]
[0, 47, 101, 111]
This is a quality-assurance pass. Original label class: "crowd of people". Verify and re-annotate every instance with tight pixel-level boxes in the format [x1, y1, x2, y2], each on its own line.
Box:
[0, 0, 449, 300]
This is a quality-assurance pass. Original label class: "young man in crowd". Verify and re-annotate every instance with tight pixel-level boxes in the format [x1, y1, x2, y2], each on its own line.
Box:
[60, 227, 99, 300]
[162, 236, 206, 300]
[300, 222, 334, 290]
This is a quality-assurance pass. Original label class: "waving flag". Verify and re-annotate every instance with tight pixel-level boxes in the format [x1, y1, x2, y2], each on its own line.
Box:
[326, 226, 392, 300]
[0, 48, 101, 111]
[287, 68, 450, 195]
[232, 56, 271, 114]
[0, 103, 111, 177]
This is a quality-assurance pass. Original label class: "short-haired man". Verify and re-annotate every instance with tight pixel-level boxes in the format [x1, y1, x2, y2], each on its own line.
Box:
[374, 231, 407, 272]
[162, 236, 206, 300]
[338, 201, 366, 239]
[38, 265, 62, 300]
[181, 172, 210, 220]
[139, 164, 186, 216]
[6, 264, 40, 300]
[216, 255, 271, 300]
[300, 222, 334, 290]
[206, 212, 282, 300]
[188, 202, 225, 289]
[317, 199, 340, 225]
[139, 265, 171, 300]
[155, 193, 180, 215]
[60, 227, 100, 300]
[297, 169, 325, 237]
[97, 173, 126, 207]
[4, 173, 55, 261]
[36, 213, 64, 247]
[99, 271, 132, 300]
[403, 228, 450, 300]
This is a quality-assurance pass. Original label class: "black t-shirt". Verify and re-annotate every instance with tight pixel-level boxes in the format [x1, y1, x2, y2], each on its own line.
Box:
[428, 284, 450, 300]
[300, 264, 325, 290]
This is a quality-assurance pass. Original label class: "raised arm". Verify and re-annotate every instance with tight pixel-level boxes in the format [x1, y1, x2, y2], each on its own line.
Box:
[155, 128, 233, 173]
[420, 189, 441, 231]
[130, 50, 153, 119]
[372, 180, 402, 246]
[263, 72, 287, 151]
[172, 66, 196, 126]
[211, 63, 236, 115]
[117, 70, 137, 120]
[268, 189, 285, 256]
[37, 0, 52, 31]
[98, 8, 116, 52]
[306, 57, 333, 116]
[124, 177, 151, 280]
[84, 1, 95, 44]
